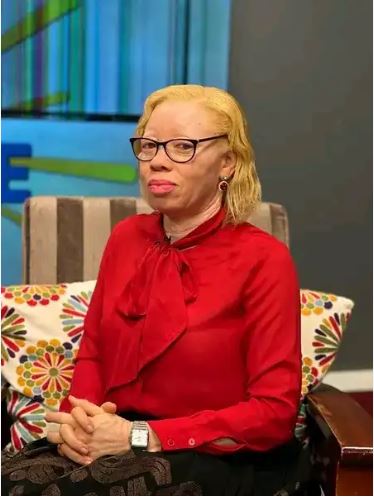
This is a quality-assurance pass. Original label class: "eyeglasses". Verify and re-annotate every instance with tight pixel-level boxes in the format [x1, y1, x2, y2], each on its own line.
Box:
[129, 134, 227, 163]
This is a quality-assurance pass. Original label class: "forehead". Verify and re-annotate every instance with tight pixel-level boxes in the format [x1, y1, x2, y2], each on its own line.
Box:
[144, 100, 217, 138]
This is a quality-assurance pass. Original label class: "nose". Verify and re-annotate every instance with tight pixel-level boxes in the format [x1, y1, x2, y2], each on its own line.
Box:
[149, 144, 172, 170]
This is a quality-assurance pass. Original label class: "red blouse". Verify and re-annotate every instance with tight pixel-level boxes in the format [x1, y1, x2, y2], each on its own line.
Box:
[60, 208, 301, 455]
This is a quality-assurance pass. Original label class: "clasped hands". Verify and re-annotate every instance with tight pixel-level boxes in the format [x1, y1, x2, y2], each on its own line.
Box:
[46, 395, 240, 465]
[46, 396, 160, 466]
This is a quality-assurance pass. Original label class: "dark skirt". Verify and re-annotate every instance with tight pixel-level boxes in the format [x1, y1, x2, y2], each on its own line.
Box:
[1, 412, 318, 496]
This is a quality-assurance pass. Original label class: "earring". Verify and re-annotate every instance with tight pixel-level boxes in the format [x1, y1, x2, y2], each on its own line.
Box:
[218, 176, 230, 192]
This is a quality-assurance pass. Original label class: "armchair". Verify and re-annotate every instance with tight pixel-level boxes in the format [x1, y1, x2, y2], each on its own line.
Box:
[2, 196, 372, 495]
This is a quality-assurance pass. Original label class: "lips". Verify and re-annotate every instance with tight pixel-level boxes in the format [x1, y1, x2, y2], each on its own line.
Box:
[148, 179, 176, 195]
[148, 180, 176, 187]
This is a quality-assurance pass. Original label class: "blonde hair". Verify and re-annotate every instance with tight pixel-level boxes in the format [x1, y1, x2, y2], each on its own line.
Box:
[136, 84, 262, 225]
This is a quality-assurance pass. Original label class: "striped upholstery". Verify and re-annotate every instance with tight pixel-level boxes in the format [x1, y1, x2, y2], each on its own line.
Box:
[22, 196, 290, 284]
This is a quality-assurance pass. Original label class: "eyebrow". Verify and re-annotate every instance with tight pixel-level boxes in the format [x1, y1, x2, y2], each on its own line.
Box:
[142, 134, 194, 140]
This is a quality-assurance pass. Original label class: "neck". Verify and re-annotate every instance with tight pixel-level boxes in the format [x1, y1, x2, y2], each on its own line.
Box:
[163, 195, 222, 243]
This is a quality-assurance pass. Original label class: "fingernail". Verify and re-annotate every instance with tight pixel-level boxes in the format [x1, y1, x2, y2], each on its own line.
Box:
[87, 425, 94, 432]
[82, 447, 88, 454]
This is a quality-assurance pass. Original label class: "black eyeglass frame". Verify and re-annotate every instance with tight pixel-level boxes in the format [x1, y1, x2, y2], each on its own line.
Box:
[129, 134, 228, 163]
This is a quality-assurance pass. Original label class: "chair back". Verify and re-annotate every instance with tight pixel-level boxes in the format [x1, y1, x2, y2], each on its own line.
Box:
[22, 196, 290, 284]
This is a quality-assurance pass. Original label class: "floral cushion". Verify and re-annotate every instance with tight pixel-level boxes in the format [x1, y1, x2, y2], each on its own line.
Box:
[295, 290, 354, 444]
[1, 283, 354, 451]
[300, 290, 353, 395]
[1, 281, 95, 450]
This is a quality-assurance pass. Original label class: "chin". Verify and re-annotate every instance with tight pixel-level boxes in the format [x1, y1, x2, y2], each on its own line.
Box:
[147, 197, 175, 213]
[146, 196, 187, 217]
[141, 185, 172, 211]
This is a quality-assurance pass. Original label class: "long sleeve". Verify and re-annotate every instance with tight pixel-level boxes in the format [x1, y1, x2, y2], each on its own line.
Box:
[148, 242, 301, 454]
[59, 227, 116, 413]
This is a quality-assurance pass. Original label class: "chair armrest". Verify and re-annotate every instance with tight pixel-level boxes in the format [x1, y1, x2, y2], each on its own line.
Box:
[306, 383, 372, 496]
[307, 383, 372, 465]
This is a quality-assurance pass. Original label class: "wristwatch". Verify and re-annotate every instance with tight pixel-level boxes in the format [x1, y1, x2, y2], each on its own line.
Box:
[130, 421, 149, 449]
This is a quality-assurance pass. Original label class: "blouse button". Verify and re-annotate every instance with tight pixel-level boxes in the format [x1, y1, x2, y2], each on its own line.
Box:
[188, 438, 196, 447]
[167, 438, 175, 447]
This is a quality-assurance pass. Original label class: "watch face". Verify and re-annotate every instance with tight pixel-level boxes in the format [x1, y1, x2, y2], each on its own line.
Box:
[132, 429, 148, 447]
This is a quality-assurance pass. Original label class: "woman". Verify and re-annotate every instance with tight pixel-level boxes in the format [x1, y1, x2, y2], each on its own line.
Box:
[2, 85, 314, 495]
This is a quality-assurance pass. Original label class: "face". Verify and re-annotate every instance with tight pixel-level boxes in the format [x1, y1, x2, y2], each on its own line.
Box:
[137, 100, 235, 219]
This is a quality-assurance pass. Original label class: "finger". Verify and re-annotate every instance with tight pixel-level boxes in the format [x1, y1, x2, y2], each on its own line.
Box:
[60, 443, 92, 466]
[71, 406, 94, 433]
[74, 425, 93, 444]
[46, 411, 75, 426]
[69, 396, 103, 416]
[60, 424, 89, 454]
[57, 444, 64, 457]
[101, 401, 117, 414]
[46, 431, 63, 445]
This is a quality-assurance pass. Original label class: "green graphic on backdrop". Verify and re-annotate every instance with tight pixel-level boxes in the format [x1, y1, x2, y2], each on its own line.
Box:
[2, 0, 80, 52]
[2, 207, 23, 226]
[8, 92, 68, 112]
[10, 158, 137, 184]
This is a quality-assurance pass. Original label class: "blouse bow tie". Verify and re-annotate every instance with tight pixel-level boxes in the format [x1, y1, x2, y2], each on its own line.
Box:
[119, 240, 198, 319]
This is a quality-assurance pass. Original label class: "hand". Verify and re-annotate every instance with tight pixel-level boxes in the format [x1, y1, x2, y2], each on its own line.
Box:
[46, 411, 92, 465]
[147, 426, 162, 452]
[212, 437, 239, 447]
[46, 398, 117, 465]
[68, 397, 131, 460]
[71, 398, 162, 455]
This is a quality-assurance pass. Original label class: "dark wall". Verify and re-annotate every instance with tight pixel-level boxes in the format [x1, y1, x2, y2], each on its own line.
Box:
[229, 0, 372, 370]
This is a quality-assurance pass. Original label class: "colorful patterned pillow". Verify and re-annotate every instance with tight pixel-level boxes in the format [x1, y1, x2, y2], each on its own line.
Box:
[1, 284, 353, 451]
[300, 290, 353, 395]
[1, 281, 96, 451]
[295, 290, 354, 444]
